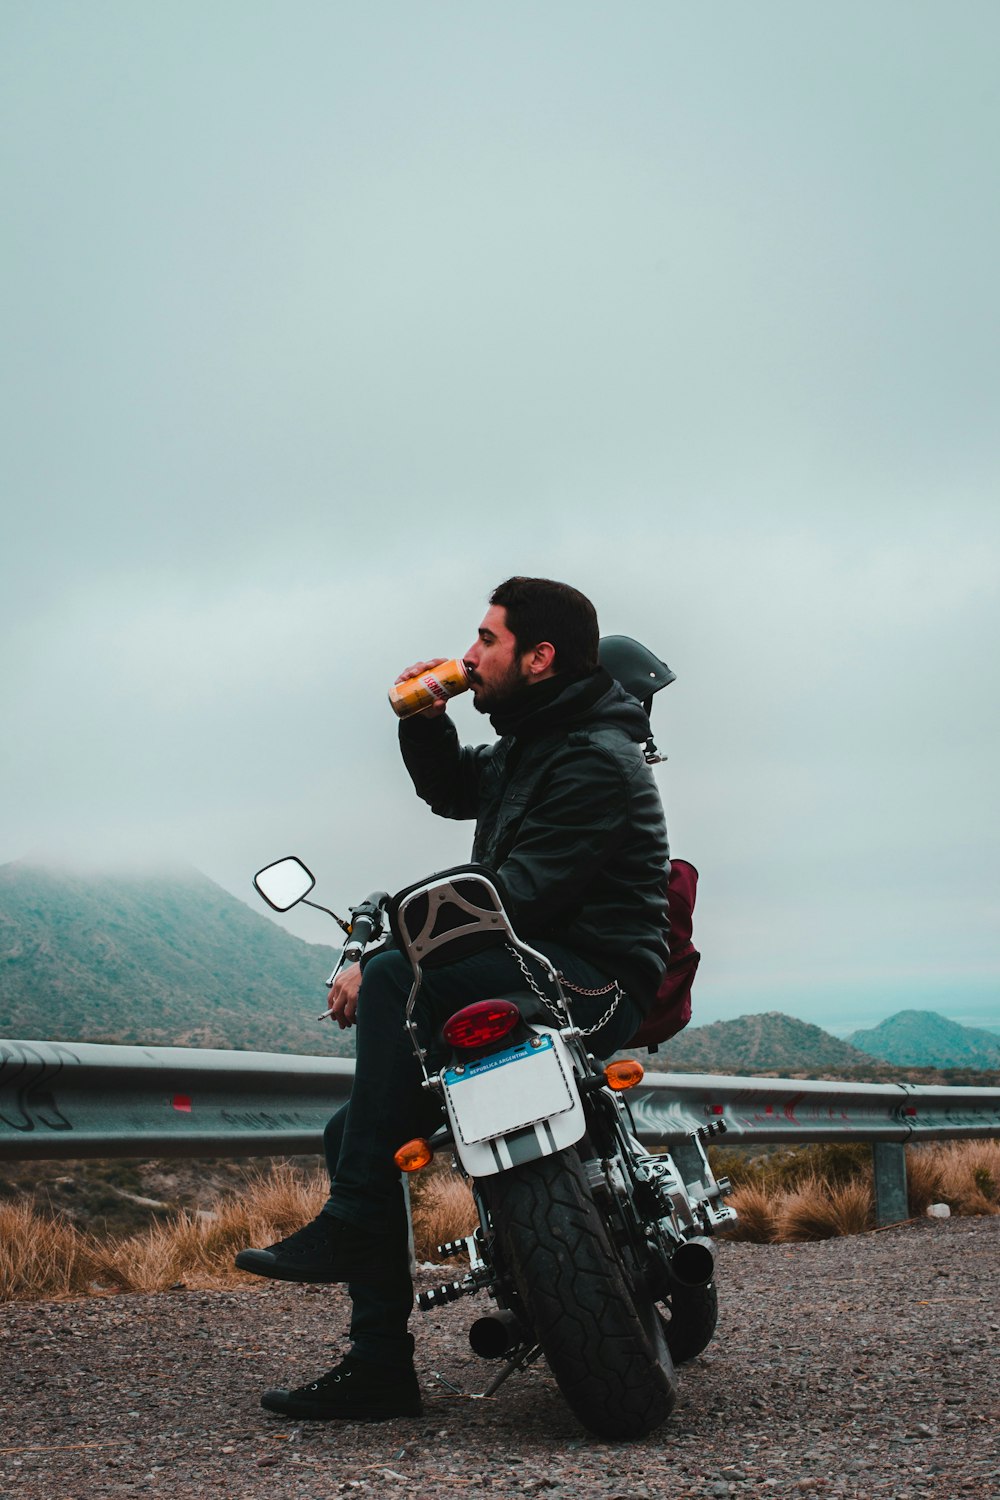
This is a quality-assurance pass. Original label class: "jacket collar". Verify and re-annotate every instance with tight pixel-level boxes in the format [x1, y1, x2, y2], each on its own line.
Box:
[489, 667, 636, 741]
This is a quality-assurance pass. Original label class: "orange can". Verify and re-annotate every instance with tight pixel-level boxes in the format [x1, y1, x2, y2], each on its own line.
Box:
[388, 659, 471, 718]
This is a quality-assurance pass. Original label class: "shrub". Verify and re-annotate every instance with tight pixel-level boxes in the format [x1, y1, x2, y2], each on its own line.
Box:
[0, 1201, 102, 1299]
[409, 1170, 478, 1261]
[94, 1219, 190, 1293]
[722, 1183, 777, 1243]
[775, 1177, 874, 1242]
[904, 1145, 945, 1217]
[933, 1140, 1000, 1217]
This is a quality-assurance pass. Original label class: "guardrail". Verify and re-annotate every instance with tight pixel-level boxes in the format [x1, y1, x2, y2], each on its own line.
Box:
[626, 1070, 1000, 1144]
[3, 1038, 999, 1224]
[0, 1040, 355, 1161]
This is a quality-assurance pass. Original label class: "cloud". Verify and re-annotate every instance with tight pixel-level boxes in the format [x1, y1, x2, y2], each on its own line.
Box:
[2, 3, 998, 1030]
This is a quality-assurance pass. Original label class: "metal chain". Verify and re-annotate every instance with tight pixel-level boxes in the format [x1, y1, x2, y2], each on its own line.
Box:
[559, 975, 619, 997]
[505, 945, 622, 1037]
[572, 986, 623, 1037]
[505, 945, 564, 1023]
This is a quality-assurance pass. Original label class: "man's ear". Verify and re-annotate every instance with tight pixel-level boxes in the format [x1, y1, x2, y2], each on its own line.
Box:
[524, 640, 557, 679]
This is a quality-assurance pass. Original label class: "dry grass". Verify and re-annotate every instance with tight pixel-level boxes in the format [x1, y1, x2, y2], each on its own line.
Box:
[3, 1142, 998, 1300]
[774, 1176, 874, 1242]
[409, 1171, 478, 1261]
[0, 1201, 103, 1300]
[724, 1183, 779, 1243]
[0, 1161, 478, 1301]
[904, 1145, 946, 1217]
[929, 1139, 1000, 1217]
[101, 1162, 331, 1293]
[718, 1139, 1000, 1243]
[1, 1162, 330, 1301]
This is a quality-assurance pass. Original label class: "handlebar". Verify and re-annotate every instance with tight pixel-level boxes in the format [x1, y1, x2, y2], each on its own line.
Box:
[342, 890, 390, 963]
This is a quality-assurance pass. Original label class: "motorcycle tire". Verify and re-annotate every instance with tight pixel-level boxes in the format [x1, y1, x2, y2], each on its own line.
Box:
[662, 1280, 719, 1364]
[485, 1148, 678, 1440]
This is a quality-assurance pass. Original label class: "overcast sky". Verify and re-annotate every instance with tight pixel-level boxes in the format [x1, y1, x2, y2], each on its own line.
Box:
[3, 2, 998, 1035]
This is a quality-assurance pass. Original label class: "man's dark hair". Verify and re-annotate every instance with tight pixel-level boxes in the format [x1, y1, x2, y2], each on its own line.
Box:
[490, 577, 599, 676]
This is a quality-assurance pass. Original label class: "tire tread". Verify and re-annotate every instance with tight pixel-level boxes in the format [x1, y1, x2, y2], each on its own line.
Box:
[488, 1152, 677, 1440]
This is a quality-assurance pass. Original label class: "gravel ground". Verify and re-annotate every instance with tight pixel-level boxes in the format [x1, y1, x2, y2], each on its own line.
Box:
[1, 1215, 997, 1500]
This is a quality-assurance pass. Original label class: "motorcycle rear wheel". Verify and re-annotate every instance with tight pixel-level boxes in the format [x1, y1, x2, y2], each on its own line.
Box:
[485, 1149, 678, 1440]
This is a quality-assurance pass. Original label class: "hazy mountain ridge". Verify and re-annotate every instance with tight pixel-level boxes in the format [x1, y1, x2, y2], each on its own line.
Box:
[655, 1010, 876, 1074]
[0, 861, 354, 1057]
[2, 863, 996, 1080]
[846, 1009, 1000, 1069]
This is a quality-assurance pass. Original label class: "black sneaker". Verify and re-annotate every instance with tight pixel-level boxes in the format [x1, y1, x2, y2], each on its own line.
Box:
[261, 1355, 422, 1422]
[235, 1212, 400, 1284]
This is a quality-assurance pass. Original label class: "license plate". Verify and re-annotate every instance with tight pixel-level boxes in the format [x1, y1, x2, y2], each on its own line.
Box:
[442, 1034, 576, 1145]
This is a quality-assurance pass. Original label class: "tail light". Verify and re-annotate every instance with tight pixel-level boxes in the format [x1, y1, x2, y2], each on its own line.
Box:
[442, 998, 521, 1050]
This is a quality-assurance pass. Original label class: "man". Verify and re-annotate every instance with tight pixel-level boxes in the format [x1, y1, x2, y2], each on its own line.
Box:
[238, 576, 671, 1421]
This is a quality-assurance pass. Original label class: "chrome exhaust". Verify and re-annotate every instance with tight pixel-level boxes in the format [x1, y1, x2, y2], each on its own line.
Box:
[468, 1310, 527, 1360]
[668, 1235, 715, 1289]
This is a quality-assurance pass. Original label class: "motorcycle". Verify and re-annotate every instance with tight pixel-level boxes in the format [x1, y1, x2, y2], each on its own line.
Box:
[254, 855, 736, 1441]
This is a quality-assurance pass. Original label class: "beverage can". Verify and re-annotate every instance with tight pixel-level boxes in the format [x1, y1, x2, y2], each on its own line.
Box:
[388, 658, 471, 718]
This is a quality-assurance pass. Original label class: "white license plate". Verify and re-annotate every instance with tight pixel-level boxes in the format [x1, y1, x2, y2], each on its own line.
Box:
[442, 1034, 576, 1145]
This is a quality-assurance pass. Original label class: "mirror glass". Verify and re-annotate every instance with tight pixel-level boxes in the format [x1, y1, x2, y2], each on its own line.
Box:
[254, 857, 315, 911]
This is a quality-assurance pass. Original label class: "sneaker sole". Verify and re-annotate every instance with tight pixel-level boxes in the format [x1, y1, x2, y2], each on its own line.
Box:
[261, 1391, 423, 1421]
[234, 1249, 401, 1284]
[234, 1250, 338, 1283]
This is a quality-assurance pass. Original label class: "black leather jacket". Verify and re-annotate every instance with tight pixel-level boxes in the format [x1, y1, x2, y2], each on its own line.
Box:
[398, 669, 670, 1011]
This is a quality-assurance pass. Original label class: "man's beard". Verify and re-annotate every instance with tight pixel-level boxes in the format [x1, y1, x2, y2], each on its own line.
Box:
[469, 658, 532, 715]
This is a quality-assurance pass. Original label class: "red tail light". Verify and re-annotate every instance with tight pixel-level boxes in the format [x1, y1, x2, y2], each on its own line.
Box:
[442, 999, 521, 1049]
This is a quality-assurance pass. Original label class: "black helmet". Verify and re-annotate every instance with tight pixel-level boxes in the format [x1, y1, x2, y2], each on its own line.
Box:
[599, 635, 675, 709]
[599, 634, 675, 763]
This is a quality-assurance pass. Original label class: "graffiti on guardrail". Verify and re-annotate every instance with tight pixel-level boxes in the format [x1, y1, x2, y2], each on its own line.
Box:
[0, 1041, 79, 1134]
[219, 1108, 318, 1131]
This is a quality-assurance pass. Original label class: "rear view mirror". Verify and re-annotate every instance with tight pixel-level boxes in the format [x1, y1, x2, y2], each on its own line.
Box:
[254, 856, 316, 912]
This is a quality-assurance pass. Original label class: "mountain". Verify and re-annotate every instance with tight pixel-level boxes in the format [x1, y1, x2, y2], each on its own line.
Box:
[653, 1011, 875, 1075]
[0, 860, 354, 1057]
[5, 863, 995, 1081]
[846, 1010, 1000, 1069]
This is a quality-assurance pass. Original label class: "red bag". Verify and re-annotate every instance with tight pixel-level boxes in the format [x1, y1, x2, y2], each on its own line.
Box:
[626, 859, 700, 1052]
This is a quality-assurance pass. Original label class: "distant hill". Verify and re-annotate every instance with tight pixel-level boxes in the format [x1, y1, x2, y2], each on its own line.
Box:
[846, 1010, 1000, 1069]
[651, 1011, 875, 1075]
[0, 860, 353, 1057]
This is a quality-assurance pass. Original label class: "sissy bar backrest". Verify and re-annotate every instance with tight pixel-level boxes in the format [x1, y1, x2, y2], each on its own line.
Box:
[388, 864, 564, 1032]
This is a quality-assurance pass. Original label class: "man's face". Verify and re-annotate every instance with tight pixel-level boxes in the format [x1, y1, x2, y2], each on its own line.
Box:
[463, 605, 531, 714]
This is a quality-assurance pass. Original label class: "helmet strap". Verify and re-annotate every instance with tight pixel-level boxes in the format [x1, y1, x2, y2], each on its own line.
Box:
[644, 735, 664, 765]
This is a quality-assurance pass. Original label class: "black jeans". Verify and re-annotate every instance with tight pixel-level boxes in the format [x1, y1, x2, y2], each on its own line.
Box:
[322, 941, 642, 1368]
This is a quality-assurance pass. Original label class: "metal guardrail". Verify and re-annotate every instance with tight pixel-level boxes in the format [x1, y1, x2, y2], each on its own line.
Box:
[627, 1070, 1000, 1145]
[3, 1038, 998, 1162]
[0, 1039, 355, 1161]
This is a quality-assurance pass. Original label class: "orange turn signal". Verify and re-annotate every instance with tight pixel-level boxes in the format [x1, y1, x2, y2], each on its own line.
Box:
[394, 1138, 434, 1173]
[604, 1058, 645, 1091]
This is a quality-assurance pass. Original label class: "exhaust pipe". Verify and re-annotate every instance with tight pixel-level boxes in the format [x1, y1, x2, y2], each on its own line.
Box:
[668, 1235, 715, 1289]
[469, 1310, 526, 1361]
